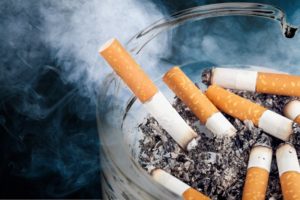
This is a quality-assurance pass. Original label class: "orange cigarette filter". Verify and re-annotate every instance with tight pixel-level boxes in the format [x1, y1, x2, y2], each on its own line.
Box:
[280, 172, 300, 200]
[243, 167, 269, 200]
[163, 66, 218, 124]
[205, 85, 267, 126]
[256, 72, 300, 97]
[99, 38, 158, 103]
[151, 169, 210, 200]
[295, 116, 300, 124]
[182, 188, 210, 200]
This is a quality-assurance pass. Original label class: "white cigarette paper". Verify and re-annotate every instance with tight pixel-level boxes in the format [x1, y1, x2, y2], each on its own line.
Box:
[247, 145, 272, 171]
[284, 100, 300, 121]
[276, 143, 300, 176]
[144, 92, 197, 150]
[211, 68, 257, 91]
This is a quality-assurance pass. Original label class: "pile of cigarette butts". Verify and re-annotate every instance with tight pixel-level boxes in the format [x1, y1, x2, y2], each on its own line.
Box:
[99, 38, 300, 200]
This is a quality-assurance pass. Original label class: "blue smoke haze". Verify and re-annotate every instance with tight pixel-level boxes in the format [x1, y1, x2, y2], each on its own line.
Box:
[0, 0, 300, 198]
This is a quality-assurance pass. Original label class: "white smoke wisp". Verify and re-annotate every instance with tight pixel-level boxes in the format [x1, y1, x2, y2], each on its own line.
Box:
[40, 0, 164, 97]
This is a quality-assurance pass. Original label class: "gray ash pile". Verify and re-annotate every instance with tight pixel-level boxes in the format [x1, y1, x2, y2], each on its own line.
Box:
[138, 77, 300, 200]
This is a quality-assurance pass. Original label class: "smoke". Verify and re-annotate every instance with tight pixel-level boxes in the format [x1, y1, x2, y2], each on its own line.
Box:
[0, 0, 162, 198]
[1, 0, 300, 198]
[41, 0, 163, 95]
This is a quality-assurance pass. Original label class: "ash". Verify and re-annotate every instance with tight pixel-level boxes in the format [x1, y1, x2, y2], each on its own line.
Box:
[138, 74, 300, 200]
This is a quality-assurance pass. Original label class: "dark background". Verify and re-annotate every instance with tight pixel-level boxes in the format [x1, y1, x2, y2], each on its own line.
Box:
[0, 0, 299, 199]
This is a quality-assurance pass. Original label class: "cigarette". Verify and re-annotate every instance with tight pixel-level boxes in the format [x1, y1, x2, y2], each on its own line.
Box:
[151, 169, 210, 200]
[208, 68, 300, 97]
[242, 145, 272, 200]
[99, 38, 197, 150]
[284, 100, 300, 124]
[205, 85, 295, 141]
[276, 143, 300, 200]
[163, 66, 236, 137]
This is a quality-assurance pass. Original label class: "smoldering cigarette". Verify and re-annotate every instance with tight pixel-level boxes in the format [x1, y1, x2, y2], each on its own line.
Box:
[205, 85, 295, 141]
[284, 100, 300, 124]
[163, 66, 236, 137]
[242, 145, 272, 200]
[206, 68, 300, 97]
[276, 143, 300, 200]
[99, 38, 197, 150]
[151, 169, 210, 200]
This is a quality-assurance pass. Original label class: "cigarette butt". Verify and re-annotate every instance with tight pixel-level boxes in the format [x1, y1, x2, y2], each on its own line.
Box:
[205, 85, 294, 141]
[151, 169, 210, 200]
[276, 143, 300, 200]
[99, 39, 197, 150]
[242, 145, 272, 200]
[99, 38, 158, 103]
[211, 68, 258, 92]
[163, 66, 236, 137]
[209, 68, 300, 97]
[284, 100, 300, 124]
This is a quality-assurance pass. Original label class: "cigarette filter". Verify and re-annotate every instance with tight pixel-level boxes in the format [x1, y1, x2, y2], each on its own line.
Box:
[284, 100, 300, 124]
[276, 143, 300, 200]
[99, 39, 197, 150]
[163, 66, 236, 137]
[242, 145, 272, 200]
[210, 68, 300, 97]
[205, 85, 294, 141]
[151, 169, 210, 200]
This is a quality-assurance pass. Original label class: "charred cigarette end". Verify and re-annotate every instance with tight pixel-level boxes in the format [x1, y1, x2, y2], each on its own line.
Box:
[276, 143, 300, 200]
[206, 85, 293, 141]
[99, 38, 158, 103]
[256, 134, 272, 147]
[143, 91, 197, 150]
[100, 39, 197, 150]
[284, 100, 300, 124]
[210, 68, 257, 92]
[163, 67, 236, 137]
[201, 68, 213, 86]
[151, 169, 210, 200]
[242, 145, 272, 200]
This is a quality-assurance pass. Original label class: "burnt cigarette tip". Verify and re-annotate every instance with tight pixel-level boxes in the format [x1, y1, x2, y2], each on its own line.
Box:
[201, 68, 213, 86]
[255, 134, 272, 147]
[253, 143, 272, 150]
[276, 142, 294, 151]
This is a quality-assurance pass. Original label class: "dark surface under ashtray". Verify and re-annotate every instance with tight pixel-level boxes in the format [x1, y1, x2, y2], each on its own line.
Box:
[138, 82, 300, 200]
